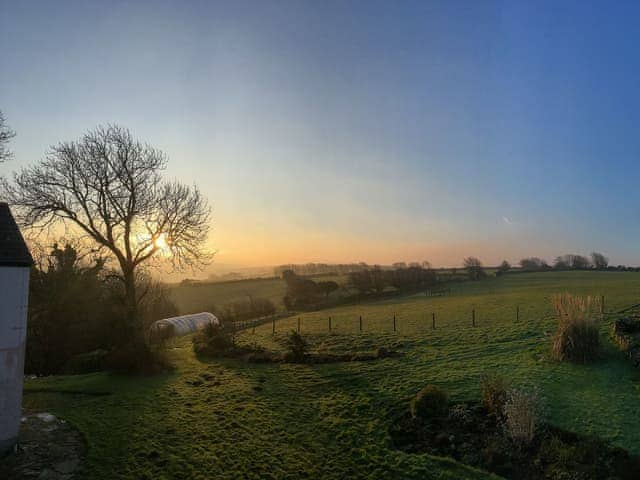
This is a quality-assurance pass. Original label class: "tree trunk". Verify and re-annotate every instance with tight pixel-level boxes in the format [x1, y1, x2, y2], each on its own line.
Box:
[123, 266, 138, 340]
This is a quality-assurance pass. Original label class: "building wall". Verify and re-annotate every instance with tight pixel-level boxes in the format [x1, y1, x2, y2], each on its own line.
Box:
[0, 266, 30, 453]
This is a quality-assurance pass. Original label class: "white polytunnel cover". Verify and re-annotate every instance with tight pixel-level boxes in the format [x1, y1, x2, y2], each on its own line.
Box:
[150, 312, 219, 339]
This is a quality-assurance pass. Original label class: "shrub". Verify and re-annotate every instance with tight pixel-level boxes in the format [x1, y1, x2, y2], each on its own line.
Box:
[192, 323, 234, 357]
[503, 387, 541, 446]
[104, 341, 172, 375]
[552, 293, 601, 363]
[481, 373, 508, 418]
[410, 384, 449, 419]
[62, 349, 109, 374]
[284, 331, 308, 362]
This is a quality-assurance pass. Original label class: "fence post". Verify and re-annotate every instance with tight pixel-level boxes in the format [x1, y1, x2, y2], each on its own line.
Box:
[516, 305, 519, 322]
[272, 317, 276, 334]
[601, 295, 605, 319]
[393, 315, 396, 332]
[472, 308, 476, 327]
[329, 316, 332, 332]
[432, 312, 435, 330]
[359, 315, 362, 332]
[297, 317, 301, 333]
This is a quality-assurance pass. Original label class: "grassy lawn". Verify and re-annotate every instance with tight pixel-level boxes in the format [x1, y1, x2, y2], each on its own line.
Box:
[24, 271, 640, 479]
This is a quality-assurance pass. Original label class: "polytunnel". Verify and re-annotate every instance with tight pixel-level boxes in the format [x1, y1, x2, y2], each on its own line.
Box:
[149, 312, 219, 342]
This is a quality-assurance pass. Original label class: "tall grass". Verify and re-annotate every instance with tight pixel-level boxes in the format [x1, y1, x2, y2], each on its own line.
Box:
[551, 293, 601, 363]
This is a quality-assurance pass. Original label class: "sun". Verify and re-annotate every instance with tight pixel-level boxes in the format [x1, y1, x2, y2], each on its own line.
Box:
[153, 233, 170, 254]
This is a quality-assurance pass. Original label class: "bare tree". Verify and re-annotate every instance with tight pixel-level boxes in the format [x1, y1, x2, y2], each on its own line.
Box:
[463, 256, 486, 280]
[0, 110, 16, 162]
[497, 260, 511, 273]
[6, 125, 212, 338]
[519, 257, 548, 271]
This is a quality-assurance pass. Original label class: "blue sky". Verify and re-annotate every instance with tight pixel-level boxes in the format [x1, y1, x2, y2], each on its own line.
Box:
[2, 0, 640, 269]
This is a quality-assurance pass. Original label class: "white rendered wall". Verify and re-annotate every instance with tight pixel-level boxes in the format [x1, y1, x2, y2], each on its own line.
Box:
[0, 266, 30, 453]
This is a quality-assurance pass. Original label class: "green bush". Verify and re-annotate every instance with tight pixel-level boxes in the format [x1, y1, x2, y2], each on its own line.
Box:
[192, 323, 234, 357]
[410, 384, 449, 419]
[481, 373, 508, 418]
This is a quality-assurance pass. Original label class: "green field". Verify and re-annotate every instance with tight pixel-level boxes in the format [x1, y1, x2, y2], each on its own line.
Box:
[169, 277, 288, 313]
[167, 269, 472, 314]
[23, 271, 640, 479]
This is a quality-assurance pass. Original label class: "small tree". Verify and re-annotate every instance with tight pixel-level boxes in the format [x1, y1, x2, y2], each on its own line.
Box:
[0, 110, 16, 162]
[519, 257, 548, 271]
[591, 252, 609, 270]
[497, 260, 511, 274]
[6, 125, 212, 345]
[317, 280, 339, 298]
[463, 257, 486, 280]
[571, 255, 591, 270]
[553, 255, 570, 269]
[349, 269, 374, 295]
[284, 330, 308, 362]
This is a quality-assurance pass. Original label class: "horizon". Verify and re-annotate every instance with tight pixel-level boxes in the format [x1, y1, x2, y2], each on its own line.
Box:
[3, 0, 640, 273]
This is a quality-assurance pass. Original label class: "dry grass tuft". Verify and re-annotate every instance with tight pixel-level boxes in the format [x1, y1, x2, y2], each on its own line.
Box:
[503, 387, 541, 446]
[551, 293, 601, 363]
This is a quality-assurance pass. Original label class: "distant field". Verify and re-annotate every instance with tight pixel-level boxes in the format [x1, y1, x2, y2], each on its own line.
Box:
[168, 273, 352, 313]
[168, 269, 472, 314]
[23, 271, 640, 479]
[169, 277, 287, 313]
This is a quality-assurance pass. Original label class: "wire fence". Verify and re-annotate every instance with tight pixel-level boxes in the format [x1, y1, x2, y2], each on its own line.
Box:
[229, 295, 631, 336]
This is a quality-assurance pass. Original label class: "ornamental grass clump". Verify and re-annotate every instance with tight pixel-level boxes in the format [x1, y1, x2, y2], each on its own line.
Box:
[552, 293, 601, 363]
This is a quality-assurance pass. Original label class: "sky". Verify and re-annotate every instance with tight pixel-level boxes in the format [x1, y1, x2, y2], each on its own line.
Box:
[2, 0, 640, 273]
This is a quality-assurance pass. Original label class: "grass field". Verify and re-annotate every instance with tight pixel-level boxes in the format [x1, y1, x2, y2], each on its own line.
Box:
[167, 269, 474, 315]
[23, 271, 640, 479]
[169, 277, 288, 313]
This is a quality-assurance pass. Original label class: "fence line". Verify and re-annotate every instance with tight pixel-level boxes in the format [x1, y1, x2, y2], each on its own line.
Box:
[229, 295, 639, 335]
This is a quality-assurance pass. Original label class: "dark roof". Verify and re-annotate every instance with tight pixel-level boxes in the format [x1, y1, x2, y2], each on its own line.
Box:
[0, 202, 33, 267]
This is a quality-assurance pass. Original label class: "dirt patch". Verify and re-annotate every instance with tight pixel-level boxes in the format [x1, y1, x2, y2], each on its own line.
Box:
[389, 402, 640, 480]
[0, 412, 86, 479]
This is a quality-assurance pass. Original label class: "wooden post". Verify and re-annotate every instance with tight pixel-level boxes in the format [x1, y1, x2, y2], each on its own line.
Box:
[393, 315, 396, 332]
[329, 316, 332, 332]
[472, 308, 476, 327]
[516, 305, 519, 322]
[432, 312, 435, 330]
[359, 315, 362, 332]
[297, 317, 301, 333]
[601, 295, 605, 319]
[272, 317, 276, 334]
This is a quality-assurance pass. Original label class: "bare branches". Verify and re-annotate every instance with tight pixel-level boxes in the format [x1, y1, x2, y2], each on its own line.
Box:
[0, 110, 16, 162]
[6, 124, 212, 320]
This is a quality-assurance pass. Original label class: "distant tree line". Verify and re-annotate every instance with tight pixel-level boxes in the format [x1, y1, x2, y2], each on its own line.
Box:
[274, 263, 370, 277]
[494, 252, 613, 275]
[274, 261, 433, 277]
[280, 264, 438, 309]
[282, 270, 341, 309]
[349, 265, 438, 294]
